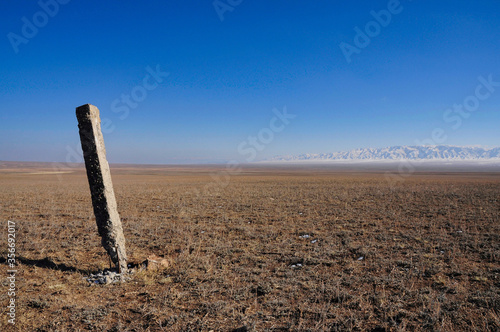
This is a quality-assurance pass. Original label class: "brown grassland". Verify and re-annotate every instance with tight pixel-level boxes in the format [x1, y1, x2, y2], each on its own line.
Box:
[0, 163, 499, 331]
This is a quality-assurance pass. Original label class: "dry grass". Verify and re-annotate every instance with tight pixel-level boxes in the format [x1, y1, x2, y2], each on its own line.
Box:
[0, 165, 499, 331]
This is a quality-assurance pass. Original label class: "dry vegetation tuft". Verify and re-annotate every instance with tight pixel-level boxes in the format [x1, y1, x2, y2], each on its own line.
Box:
[1, 165, 499, 331]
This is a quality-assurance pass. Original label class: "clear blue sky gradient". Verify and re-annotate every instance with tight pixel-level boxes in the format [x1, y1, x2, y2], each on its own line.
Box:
[1, 0, 499, 163]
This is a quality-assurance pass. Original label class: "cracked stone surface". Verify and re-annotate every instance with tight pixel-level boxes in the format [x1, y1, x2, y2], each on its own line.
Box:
[76, 104, 128, 273]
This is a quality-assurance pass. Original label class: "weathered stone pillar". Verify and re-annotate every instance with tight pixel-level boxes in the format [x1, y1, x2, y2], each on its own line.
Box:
[76, 104, 128, 273]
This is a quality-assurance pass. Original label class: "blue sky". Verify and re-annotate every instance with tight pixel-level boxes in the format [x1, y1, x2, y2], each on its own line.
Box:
[1, 0, 499, 164]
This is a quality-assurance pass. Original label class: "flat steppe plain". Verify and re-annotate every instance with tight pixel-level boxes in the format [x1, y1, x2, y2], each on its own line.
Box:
[0, 162, 499, 331]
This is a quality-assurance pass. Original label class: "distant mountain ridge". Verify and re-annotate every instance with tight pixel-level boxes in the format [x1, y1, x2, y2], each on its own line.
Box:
[271, 145, 500, 162]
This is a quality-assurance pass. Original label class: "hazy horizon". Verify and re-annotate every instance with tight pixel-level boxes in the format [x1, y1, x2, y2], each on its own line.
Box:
[2, 144, 500, 168]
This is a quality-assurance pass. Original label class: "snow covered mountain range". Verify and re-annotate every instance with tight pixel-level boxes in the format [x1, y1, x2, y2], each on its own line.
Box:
[271, 146, 500, 162]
